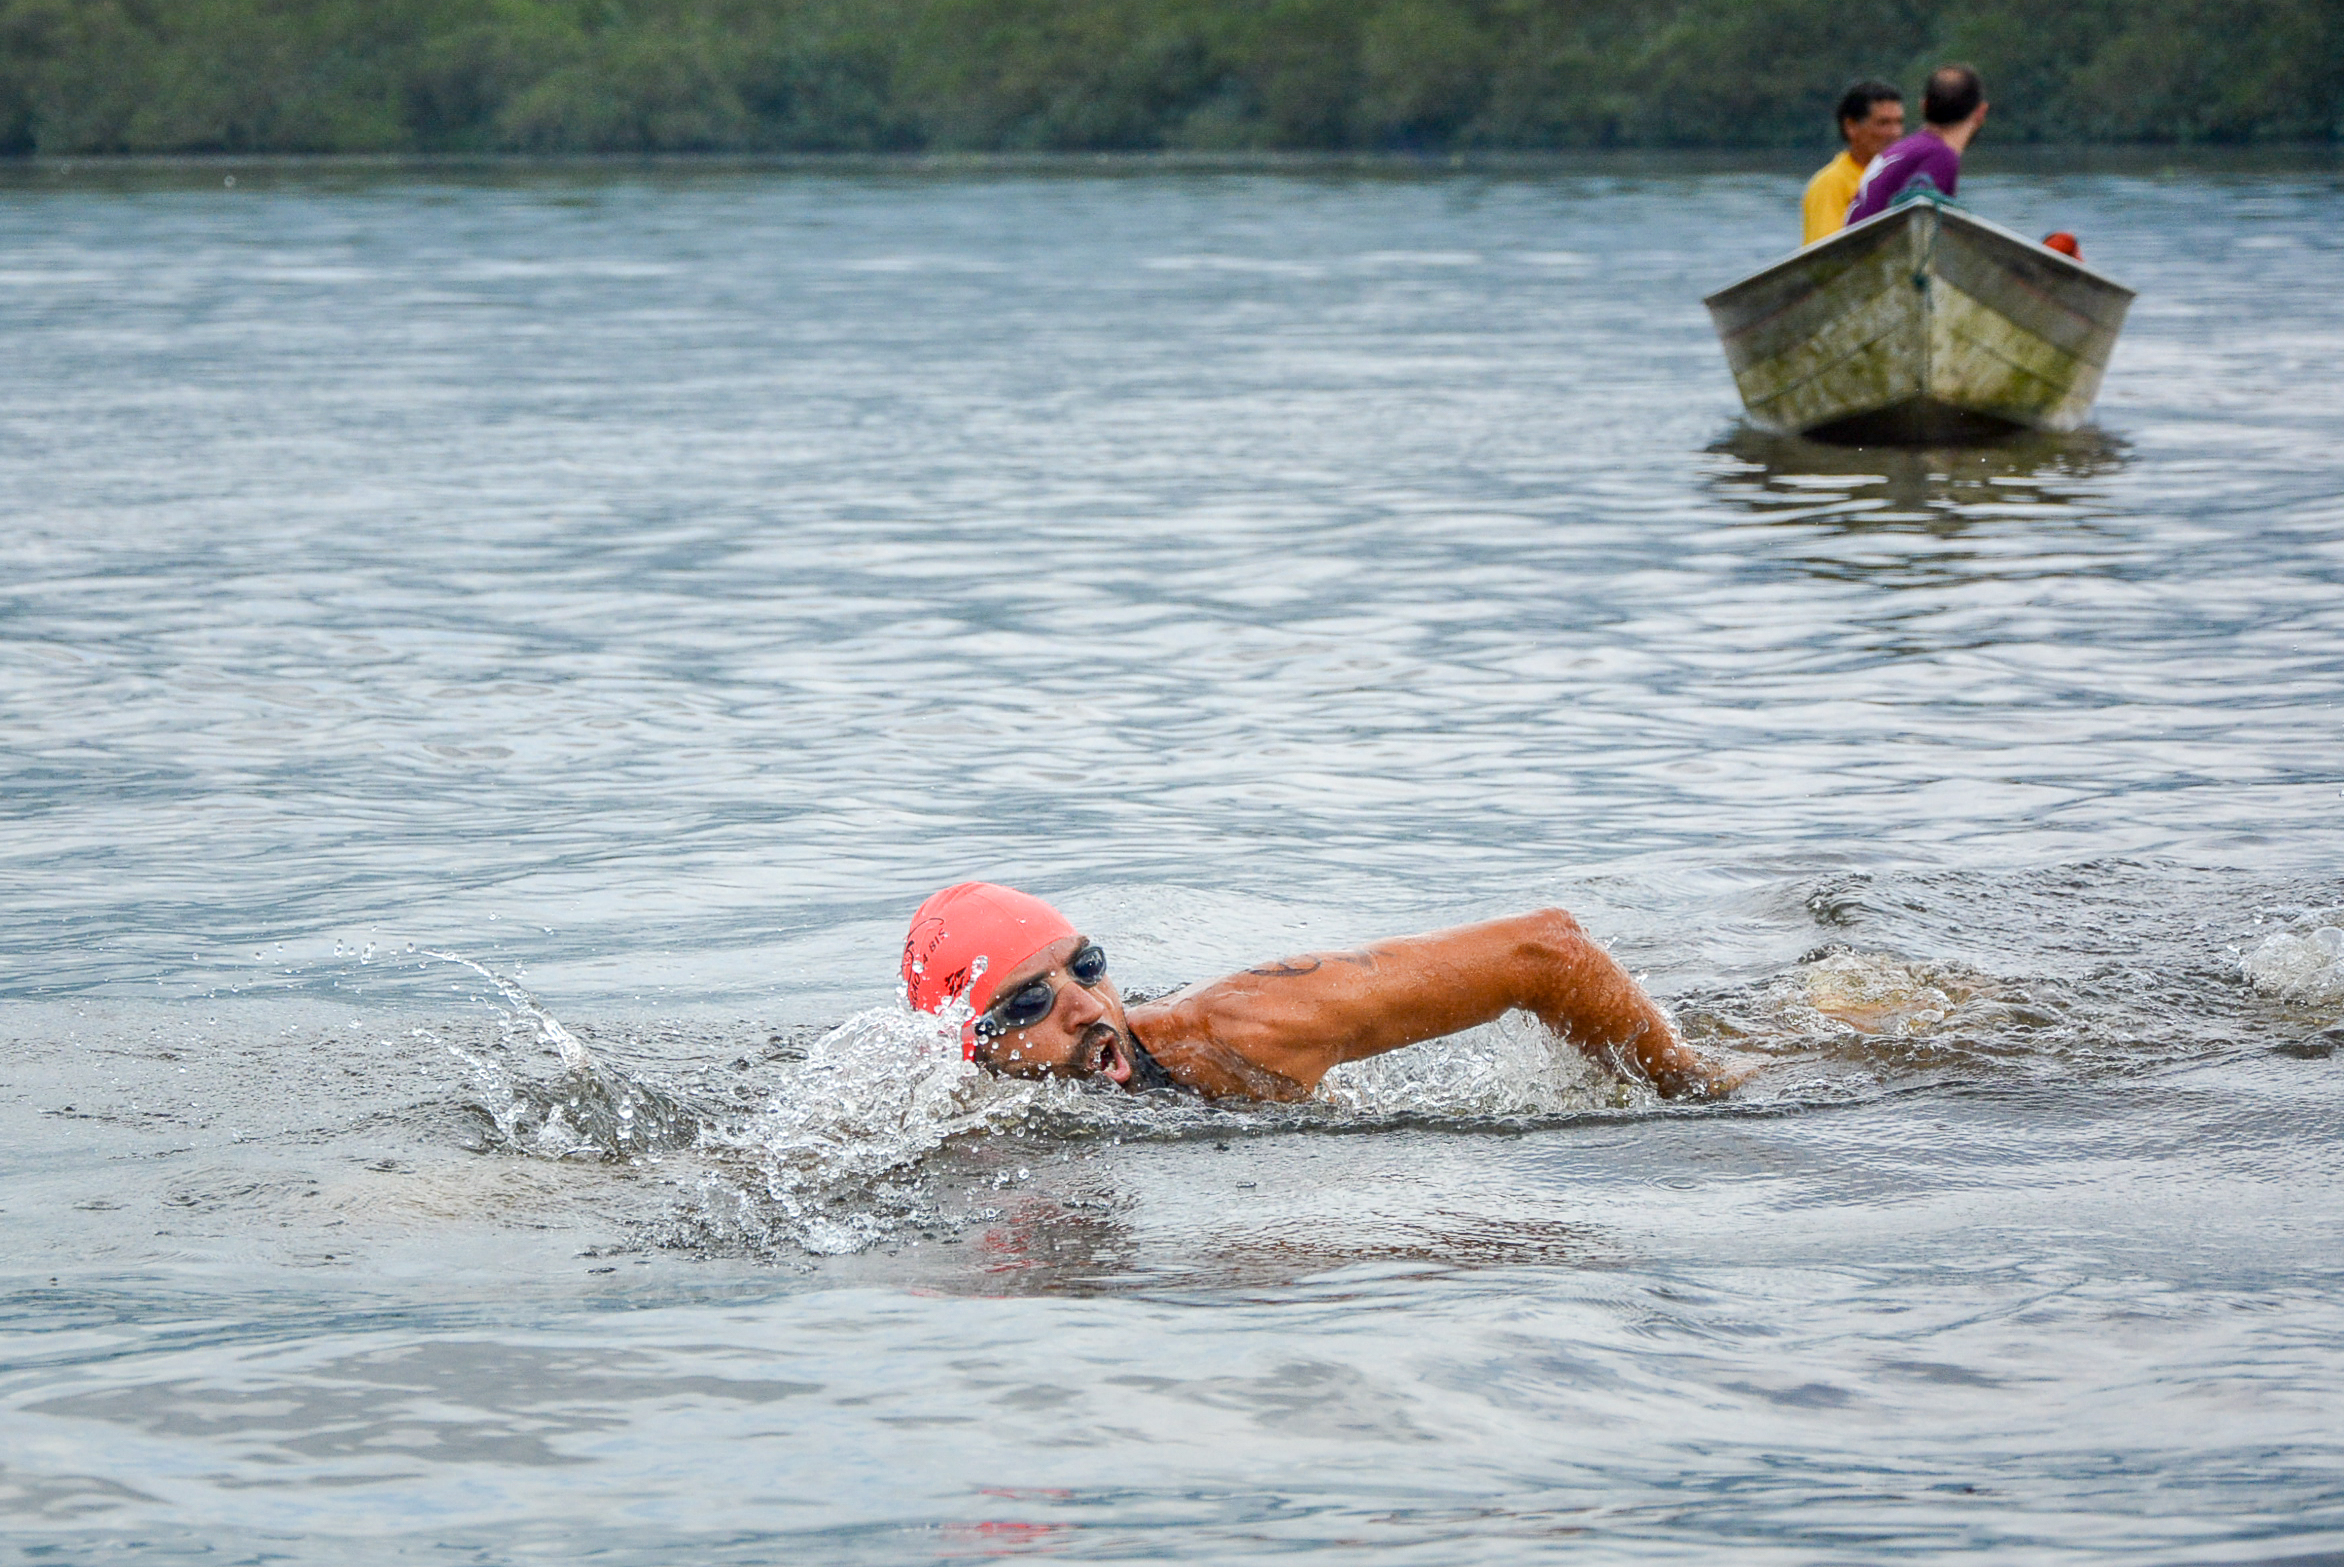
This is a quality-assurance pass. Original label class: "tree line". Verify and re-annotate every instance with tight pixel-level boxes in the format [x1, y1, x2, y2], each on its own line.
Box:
[3, 0, 2336, 157]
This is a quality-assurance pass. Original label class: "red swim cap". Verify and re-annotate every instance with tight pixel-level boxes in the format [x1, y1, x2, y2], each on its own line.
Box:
[901, 882, 1079, 1057]
[2042, 231, 2082, 259]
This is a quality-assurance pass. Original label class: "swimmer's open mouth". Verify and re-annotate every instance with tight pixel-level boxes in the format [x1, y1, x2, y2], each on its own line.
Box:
[1088, 1027, 1133, 1087]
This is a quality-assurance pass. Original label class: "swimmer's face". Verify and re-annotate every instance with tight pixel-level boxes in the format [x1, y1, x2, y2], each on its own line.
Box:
[971, 935, 1139, 1087]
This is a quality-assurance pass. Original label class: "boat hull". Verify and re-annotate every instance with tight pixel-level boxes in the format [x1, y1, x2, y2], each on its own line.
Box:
[1704, 199, 2134, 440]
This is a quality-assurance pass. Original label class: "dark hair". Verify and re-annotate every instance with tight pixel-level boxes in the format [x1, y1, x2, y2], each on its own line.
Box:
[1836, 80, 1902, 136]
[1924, 65, 1984, 126]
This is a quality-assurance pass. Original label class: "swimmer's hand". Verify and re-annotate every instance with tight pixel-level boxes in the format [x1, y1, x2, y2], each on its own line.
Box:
[1632, 1028, 1765, 1100]
[1667, 1046, 1767, 1100]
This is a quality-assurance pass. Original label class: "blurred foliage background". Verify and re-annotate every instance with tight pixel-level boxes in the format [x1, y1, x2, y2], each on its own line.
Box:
[1, 0, 2337, 156]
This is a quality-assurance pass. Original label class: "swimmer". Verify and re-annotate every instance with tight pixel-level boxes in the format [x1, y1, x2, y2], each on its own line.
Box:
[903, 882, 1740, 1101]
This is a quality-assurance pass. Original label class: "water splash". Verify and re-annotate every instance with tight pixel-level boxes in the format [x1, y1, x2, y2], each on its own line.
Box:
[416, 953, 1070, 1253]
[424, 950, 592, 1071]
[424, 952, 699, 1162]
[1318, 1012, 1628, 1117]
[2244, 909, 2344, 1012]
[719, 1005, 1035, 1253]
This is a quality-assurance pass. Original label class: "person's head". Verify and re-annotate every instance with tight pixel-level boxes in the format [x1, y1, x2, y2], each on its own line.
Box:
[901, 882, 1140, 1084]
[1923, 65, 1985, 129]
[1836, 81, 1905, 165]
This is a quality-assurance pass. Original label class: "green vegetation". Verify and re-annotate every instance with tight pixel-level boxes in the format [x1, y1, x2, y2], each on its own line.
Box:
[3, 0, 2337, 156]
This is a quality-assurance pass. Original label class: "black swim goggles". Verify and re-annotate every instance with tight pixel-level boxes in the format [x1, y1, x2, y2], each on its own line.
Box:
[974, 941, 1110, 1039]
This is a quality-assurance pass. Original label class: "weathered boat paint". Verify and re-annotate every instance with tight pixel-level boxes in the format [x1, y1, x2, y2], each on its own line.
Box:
[1704, 197, 2134, 441]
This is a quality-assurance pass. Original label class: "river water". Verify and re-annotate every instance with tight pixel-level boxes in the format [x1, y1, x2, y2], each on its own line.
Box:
[3, 154, 2341, 1563]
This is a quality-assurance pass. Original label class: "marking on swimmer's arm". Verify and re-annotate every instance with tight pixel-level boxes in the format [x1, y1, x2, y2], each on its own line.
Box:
[1245, 949, 1377, 978]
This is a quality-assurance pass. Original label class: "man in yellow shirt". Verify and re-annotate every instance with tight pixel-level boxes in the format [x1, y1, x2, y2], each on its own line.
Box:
[1802, 80, 1905, 244]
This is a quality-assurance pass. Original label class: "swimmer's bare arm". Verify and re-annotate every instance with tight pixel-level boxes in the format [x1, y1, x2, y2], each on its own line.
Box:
[1127, 909, 1718, 1101]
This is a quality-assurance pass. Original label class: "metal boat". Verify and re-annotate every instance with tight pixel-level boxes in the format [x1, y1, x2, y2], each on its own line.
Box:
[1704, 194, 2134, 442]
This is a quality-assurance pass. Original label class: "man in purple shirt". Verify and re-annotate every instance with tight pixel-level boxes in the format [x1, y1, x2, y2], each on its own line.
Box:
[1846, 65, 1989, 226]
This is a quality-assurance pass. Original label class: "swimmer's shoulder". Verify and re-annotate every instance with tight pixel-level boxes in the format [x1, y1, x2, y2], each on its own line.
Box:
[1125, 982, 1207, 1067]
[1126, 978, 1208, 1023]
[1127, 979, 1241, 1057]
[1127, 983, 1314, 1102]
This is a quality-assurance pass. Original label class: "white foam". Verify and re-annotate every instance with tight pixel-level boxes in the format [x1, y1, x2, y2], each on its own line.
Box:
[720, 1004, 1038, 1252]
[2244, 909, 2344, 1008]
[1318, 1012, 1625, 1118]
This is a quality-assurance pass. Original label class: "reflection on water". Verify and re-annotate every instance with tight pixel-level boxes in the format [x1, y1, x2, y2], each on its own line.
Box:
[856, 1148, 1620, 1299]
[1705, 423, 2131, 534]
